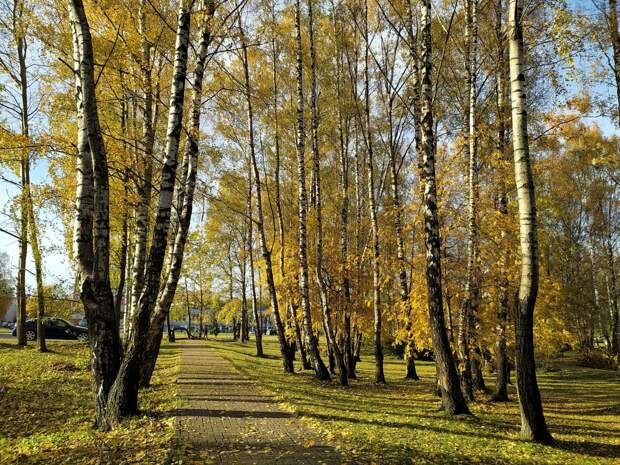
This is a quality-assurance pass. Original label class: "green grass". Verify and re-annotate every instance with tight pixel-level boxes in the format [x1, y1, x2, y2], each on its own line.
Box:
[208, 335, 620, 465]
[0, 339, 180, 465]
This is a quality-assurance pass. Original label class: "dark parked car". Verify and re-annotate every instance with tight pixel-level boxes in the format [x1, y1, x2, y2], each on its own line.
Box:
[12, 318, 88, 342]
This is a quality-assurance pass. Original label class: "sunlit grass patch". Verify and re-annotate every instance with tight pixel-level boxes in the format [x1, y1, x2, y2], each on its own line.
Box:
[209, 335, 620, 465]
[0, 339, 180, 465]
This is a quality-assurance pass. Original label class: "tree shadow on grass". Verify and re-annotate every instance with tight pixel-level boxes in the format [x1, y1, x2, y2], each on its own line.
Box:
[554, 439, 620, 459]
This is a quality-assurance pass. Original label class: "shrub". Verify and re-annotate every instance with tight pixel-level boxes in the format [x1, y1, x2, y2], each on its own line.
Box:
[577, 349, 618, 370]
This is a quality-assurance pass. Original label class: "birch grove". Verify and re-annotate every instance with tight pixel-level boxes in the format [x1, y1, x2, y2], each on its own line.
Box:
[2, 0, 620, 448]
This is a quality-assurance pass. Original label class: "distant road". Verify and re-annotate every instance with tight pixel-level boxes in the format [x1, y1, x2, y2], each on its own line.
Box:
[0, 333, 13, 340]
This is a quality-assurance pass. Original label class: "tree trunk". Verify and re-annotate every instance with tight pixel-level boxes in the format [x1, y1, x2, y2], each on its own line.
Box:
[385, 55, 418, 382]
[308, 0, 347, 385]
[199, 284, 204, 339]
[128, 0, 156, 328]
[508, 0, 554, 443]
[239, 19, 266, 358]
[28, 194, 47, 353]
[294, 0, 330, 381]
[138, 0, 216, 387]
[605, 204, 620, 354]
[242, 171, 251, 344]
[492, 0, 509, 402]
[609, 0, 620, 126]
[69, 0, 121, 430]
[458, 0, 479, 402]
[105, 0, 192, 423]
[418, 0, 469, 416]
[185, 278, 192, 338]
[15, 17, 29, 348]
[115, 97, 130, 333]
[363, 0, 385, 384]
[332, 7, 356, 379]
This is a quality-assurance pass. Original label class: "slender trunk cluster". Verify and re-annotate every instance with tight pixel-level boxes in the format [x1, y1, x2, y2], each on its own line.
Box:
[294, 0, 330, 380]
[458, 0, 479, 402]
[308, 0, 347, 385]
[331, 2, 356, 379]
[128, 0, 155, 331]
[14, 5, 29, 348]
[363, 0, 385, 384]
[492, 0, 510, 402]
[239, 18, 269, 359]
[105, 0, 193, 422]
[140, 0, 217, 387]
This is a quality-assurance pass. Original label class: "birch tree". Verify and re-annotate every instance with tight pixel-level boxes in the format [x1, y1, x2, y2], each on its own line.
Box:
[508, 0, 554, 443]
[418, 0, 469, 415]
[69, 0, 121, 430]
[492, 0, 510, 402]
[363, 0, 385, 384]
[308, 0, 348, 385]
[294, 0, 330, 380]
[105, 0, 193, 422]
[458, 0, 478, 401]
[140, 0, 218, 387]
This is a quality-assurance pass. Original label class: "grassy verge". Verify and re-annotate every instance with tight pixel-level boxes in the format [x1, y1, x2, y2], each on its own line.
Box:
[0, 339, 180, 465]
[208, 335, 619, 465]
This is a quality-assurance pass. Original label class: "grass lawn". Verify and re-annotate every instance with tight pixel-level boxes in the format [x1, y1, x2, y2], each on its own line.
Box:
[0, 339, 180, 465]
[208, 335, 620, 465]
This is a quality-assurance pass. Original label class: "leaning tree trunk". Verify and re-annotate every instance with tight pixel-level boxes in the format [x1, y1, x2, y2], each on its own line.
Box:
[239, 19, 267, 359]
[418, 0, 469, 416]
[508, 0, 554, 443]
[69, 0, 121, 431]
[492, 0, 510, 402]
[308, 0, 347, 385]
[294, 0, 330, 380]
[139, 0, 216, 388]
[106, 0, 192, 423]
[363, 0, 385, 384]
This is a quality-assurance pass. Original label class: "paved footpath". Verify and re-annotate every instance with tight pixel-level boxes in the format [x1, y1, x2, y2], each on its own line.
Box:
[175, 341, 342, 464]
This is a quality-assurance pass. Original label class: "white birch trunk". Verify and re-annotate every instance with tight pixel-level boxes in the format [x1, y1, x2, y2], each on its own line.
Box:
[508, 0, 553, 443]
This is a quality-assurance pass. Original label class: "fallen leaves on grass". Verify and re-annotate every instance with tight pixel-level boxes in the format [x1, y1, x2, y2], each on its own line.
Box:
[0, 341, 180, 465]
